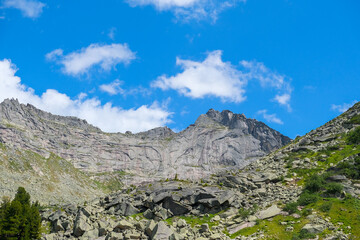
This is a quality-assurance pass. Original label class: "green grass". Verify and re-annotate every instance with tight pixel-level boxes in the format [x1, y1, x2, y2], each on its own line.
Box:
[327, 196, 360, 239]
[230, 196, 360, 239]
[228, 215, 309, 239]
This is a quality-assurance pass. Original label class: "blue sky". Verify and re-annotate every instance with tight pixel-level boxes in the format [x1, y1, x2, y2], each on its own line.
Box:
[0, 0, 359, 138]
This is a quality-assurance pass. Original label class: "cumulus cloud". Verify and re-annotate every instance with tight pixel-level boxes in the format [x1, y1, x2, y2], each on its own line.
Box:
[99, 80, 125, 95]
[152, 50, 292, 106]
[126, 0, 246, 22]
[2, 0, 45, 18]
[46, 43, 136, 76]
[331, 100, 358, 113]
[0, 59, 171, 133]
[257, 109, 283, 125]
[152, 50, 246, 103]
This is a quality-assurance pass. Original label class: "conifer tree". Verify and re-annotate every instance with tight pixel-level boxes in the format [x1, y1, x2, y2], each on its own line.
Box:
[0, 187, 41, 240]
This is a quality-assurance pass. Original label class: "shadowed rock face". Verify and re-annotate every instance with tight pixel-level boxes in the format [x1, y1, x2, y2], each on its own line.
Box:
[0, 99, 290, 184]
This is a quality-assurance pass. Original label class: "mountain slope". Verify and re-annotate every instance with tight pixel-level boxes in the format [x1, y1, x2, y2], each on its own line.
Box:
[0, 99, 290, 188]
[38, 102, 360, 239]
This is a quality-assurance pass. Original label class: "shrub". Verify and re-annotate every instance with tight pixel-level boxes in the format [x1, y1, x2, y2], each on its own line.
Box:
[349, 115, 360, 124]
[347, 127, 360, 145]
[238, 208, 251, 219]
[337, 156, 360, 179]
[325, 182, 343, 196]
[297, 192, 319, 206]
[298, 229, 316, 239]
[301, 208, 312, 216]
[304, 174, 325, 193]
[319, 201, 333, 212]
[292, 229, 316, 240]
[326, 145, 340, 151]
[283, 202, 298, 214]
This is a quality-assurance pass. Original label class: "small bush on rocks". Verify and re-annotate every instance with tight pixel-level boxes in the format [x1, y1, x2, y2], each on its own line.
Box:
[347, 126, 360, 145]
[297, 192, 319, 206]
[304, 174, 325, 193]
[319, 201, 333, 212]
[283, 202, 298, 214]
[325, 182, 343, 196]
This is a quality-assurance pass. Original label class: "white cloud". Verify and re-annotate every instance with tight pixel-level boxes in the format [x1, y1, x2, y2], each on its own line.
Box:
[45, 48, 63, 61]
[46, 43, 136, 76]
[128, 0, 199, 9]
[2, 0, 45, 18]
[274, 93, 291, 112]
[240, 60, 292, 111]
[257, 109, 283, 125]
[152, 50, 246, 103]
[0, 59, 171, 133]
[100, 80, 152, 97]
[331, 100, 357, 113]
[152, 50, 292, 106]
[99, 80, 124, 95]
[108, 27, 117, 40]
[126, 0, 246, 22]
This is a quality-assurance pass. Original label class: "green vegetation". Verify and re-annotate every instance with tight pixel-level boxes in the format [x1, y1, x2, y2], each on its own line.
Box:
[229, 194, 360, 239]
[327, 196, 360, 237]
[348, 115, 360, 125]
[238, 204, 258, 220]
[291, 229, 316, 240]
[347, 126, 360, 145]
[284, 139, 360, 184]
[228, 214, 309, 239]
[283, 202, 298, 214]
[297, 192, 319, 206]
[334, 155, 360, 179]
[0, 187, 41, 240]
[319, 201, 332, 212]
[282, 171, 343, 216]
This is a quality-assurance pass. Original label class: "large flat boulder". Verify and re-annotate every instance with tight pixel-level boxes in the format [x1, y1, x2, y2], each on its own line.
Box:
[256, 205, 281, 220]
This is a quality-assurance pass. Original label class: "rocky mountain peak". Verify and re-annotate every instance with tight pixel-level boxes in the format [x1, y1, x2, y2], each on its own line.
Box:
[206, 108, 246, 123]
[135, 126, 175, 139]
[0, 98, 101, 132]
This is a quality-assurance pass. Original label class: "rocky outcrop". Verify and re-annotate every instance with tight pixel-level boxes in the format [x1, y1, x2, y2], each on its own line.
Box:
[0, 99, 290, 186]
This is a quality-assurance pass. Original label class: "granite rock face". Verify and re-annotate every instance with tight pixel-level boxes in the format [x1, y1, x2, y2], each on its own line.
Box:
[0, 99, 290, 185]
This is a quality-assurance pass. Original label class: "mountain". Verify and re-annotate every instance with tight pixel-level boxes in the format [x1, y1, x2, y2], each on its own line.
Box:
[0, 99, 290, 204]
[38, 101, 360, 239]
